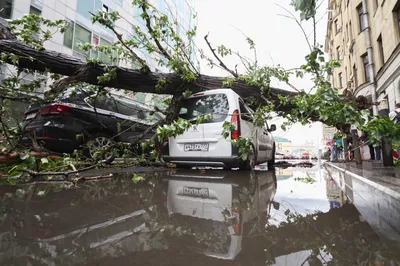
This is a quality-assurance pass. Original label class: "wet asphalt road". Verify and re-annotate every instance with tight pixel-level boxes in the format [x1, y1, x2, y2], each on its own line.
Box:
[0, 161, 399, 265]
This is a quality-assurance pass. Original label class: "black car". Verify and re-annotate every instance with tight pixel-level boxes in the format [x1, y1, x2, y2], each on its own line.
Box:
[21, 88, 164, 158]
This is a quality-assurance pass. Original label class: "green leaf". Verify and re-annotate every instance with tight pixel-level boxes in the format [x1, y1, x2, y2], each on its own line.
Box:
[132, 174, 145, 184]
[41, 158, 49, 164]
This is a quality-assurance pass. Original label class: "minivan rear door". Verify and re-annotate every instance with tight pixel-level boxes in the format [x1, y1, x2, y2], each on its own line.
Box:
[169, 92, 232, 158]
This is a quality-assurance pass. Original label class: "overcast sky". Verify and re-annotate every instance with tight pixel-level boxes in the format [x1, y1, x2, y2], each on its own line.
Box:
[193, 0, 329, 147]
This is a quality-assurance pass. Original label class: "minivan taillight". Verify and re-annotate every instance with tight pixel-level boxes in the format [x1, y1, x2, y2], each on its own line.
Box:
[231, 109, 240, 139]
[40, 104, 72, 116]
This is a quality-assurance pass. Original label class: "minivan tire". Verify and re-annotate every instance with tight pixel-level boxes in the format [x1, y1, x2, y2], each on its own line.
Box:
[239, 145, 256, 170]
[268, 144, 276, 169]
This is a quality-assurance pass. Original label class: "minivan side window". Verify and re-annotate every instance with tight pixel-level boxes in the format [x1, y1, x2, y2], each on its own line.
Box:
[239, 100, 252, 122]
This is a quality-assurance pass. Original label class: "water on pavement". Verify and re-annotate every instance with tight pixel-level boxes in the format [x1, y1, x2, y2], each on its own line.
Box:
[0, 162, 399, 265]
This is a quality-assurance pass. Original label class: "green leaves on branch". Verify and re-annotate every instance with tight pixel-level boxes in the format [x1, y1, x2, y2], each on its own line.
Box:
[361, 116, 400, 146]
[9, 14, 68, 50]
[222, 121, 252, 161]
[231, 137, 253, 161]
[290, 0, 316, 21]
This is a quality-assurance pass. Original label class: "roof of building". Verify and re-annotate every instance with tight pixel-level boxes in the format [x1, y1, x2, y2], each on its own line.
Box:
[274, 137, 291, 143]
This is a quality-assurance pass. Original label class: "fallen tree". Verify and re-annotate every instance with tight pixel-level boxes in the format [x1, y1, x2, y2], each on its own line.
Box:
[1, 0, 396, 179]
[0, 39, 296, 105]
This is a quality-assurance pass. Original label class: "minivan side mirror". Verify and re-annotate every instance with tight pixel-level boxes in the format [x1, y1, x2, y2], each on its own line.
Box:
[269, 124, 276, 132]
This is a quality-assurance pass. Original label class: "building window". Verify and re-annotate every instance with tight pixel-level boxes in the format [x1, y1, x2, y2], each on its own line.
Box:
[353, 64, 358, 87]
[334, 19, 339, 34]
[396, 6, 400, 34]
[362, 54, 371, 83]
[377, 34, 384, 66]
[339, 72, 343, 88]
[63, 20, 74, 48]
[0, 0, 13, 19]
[336, 46, 341, 60]
[374, 0, 379, 12]
[100, 38, 113, 64]
[357, 4, 367, 32]
[73, 24, 91, 55]
[102, 4, 108, 13]
[30, 6, 41, 15]
[77, 0, 94, 19]
[349, 21, 353, 41]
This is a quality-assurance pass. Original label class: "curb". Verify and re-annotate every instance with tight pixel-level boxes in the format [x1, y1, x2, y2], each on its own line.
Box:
[325, 162, 400, 200]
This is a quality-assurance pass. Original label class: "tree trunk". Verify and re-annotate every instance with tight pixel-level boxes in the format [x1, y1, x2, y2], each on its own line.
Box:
[0, 39, 296, 111]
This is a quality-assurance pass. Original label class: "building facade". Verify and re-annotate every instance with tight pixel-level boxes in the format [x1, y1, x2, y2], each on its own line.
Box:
[322, 124, 337, 150]
[275, 137, 292, 154]
[325, 0, 400, 111]
[0, 0, 196, 100]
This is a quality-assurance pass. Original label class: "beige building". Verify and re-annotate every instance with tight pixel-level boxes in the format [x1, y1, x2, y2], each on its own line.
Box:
[322, 124, 337, 150]
[325, 0, 400, 111]
[275, 137, 292, 154]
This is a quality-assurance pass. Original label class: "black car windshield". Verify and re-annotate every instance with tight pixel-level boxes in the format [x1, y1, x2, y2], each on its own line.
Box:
[179, 93, 229, 123]
[55, 87, 93, 105]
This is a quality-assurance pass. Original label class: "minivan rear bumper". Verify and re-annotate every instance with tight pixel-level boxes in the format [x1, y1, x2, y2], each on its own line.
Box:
[163, 156, 239, 168]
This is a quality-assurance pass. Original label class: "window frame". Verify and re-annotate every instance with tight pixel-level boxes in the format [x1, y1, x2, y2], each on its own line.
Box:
[73, 23, 91, 56]
[357, 4, 367, 32]
[377, 34, 384, 67]
[353, 64, 358, 87]
[338, 72, 343, 88]
[334, 19, 339, 35]
[0, 0, 13, 19]
[362, 54, 371, 83]
[336, 46, 341, 61]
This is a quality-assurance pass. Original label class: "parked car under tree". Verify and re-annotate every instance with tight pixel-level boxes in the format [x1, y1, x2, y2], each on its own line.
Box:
[162, 89, 276, 170]
[21, 88, 164, 160]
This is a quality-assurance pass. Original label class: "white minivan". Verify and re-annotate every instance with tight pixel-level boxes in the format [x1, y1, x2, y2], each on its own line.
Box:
[162, 89, 276, 169]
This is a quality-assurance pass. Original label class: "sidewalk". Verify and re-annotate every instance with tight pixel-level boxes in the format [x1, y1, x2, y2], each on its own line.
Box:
[324, 161, 400, 242]
[327, 161, 400, 195]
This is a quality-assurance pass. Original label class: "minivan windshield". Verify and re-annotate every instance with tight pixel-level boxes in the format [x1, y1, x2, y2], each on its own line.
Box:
[179, 94, 229, 123]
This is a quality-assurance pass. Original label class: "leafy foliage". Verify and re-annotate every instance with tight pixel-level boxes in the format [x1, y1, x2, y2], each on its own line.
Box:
[1, 0, 399, 179]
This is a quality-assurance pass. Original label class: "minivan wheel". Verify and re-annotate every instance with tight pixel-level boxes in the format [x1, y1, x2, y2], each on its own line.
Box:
[268, 145, 276, 169]
[239, 146, 256, 170]
[87, 133, 116, 164]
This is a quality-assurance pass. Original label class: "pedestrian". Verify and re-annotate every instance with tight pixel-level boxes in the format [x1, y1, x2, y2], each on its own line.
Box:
[389, 103, 400, 123]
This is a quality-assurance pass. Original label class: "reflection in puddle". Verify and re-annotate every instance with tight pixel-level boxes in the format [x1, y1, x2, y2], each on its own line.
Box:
[0, 166, 399, 265]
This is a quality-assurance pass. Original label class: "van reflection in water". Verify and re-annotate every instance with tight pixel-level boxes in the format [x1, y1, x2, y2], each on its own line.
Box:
[163, 168, 277, 260]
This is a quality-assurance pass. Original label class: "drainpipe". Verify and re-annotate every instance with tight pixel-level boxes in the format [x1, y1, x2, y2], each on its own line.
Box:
[362, 0, 378, 115]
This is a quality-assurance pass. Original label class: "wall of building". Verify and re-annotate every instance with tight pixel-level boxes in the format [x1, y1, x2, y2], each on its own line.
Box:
[325, 0, 400, 111]
[0, 0, 196, 97]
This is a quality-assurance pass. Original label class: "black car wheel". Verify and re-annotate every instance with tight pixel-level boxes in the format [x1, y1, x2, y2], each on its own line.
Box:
[87, 133, 116, 164]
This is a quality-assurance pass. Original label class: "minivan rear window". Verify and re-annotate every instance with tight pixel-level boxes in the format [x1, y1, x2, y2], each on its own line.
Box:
[179, 94, 229, 123]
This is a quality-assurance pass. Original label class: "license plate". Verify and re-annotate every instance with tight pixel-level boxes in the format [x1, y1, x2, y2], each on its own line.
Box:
[26, 112, 37, 120]
[184, 143, 209, 151]
[183, 187, 209, 198]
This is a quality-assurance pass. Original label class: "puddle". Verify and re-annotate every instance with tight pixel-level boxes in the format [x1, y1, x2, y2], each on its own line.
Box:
[0, 164, 399, 265]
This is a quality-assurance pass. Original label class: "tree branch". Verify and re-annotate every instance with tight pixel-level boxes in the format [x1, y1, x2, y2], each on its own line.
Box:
[90, 11, 150, 73]
[204, 33, 238, 78]
[140, 4, 172, 61]
[276, 4, 312, 51]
